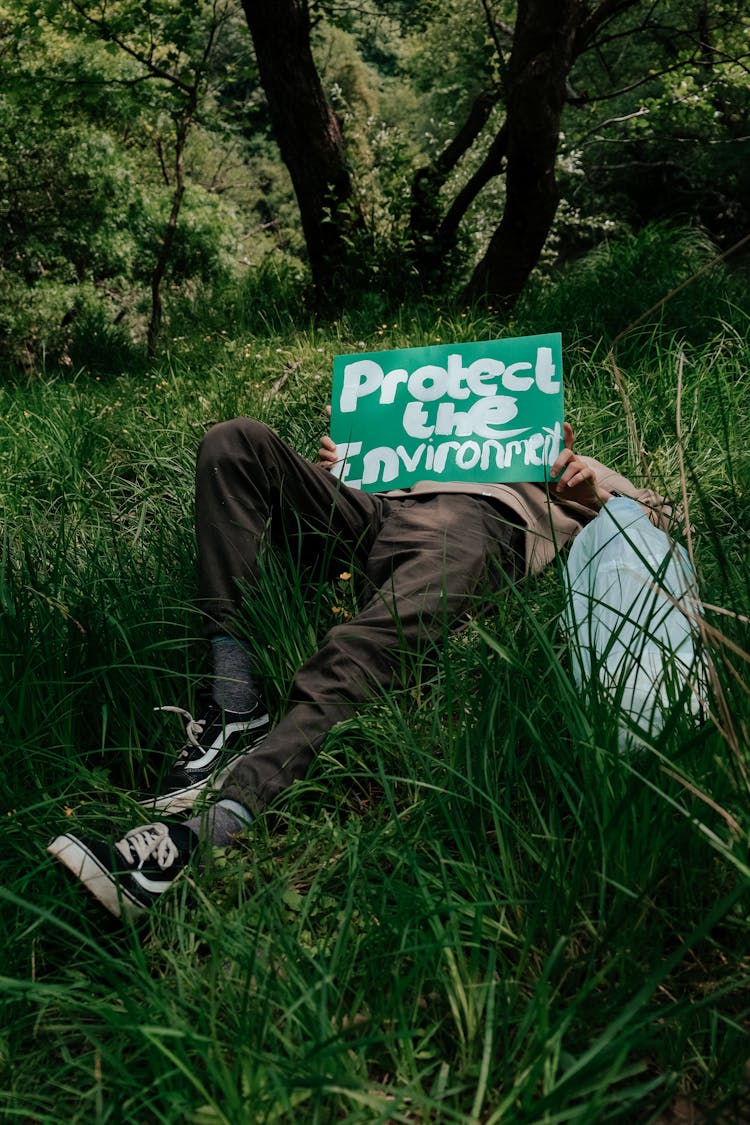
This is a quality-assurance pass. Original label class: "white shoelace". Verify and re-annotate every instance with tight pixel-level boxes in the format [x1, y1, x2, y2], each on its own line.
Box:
[115, 823, 179, 870]
[154, 704, 207, 761]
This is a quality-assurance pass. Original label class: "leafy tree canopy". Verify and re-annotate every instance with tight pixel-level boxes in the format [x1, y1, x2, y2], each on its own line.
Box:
[0, 0, 748, 370]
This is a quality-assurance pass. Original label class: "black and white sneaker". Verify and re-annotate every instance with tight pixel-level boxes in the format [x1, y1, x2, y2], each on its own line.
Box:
[47, 822, 198, 921]
[142, 698, 270, 815]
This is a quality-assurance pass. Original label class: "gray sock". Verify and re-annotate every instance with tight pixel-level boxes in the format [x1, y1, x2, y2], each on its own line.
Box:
[184, 799, 253, 848]
[210, 636, 262, 713]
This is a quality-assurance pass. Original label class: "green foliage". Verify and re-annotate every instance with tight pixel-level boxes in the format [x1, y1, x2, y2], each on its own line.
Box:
[515, 222, 750, 351]
[3, 0, 750, 356]
[399, 0, 505, 136]
[562, 0, 750, 253]
[0, 0, 261, 369]
[1, 267, 749, 1120]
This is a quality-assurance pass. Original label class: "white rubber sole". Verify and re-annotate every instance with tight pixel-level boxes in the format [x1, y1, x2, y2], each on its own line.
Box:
[142, 723, 269, 815]
[47, 834, 145, 922]
[143, 760, 240, 815]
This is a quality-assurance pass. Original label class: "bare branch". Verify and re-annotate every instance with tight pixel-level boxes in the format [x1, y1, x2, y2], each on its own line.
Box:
[574, 57, 706, 105]
[479, 0, 509, 87]
[573, 0, 644, 55]
[576, 105, 650, 144]
[67, 0, 193, 94]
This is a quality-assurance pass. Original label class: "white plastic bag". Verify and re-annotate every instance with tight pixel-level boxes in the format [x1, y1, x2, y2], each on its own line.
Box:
[563, 496, 707, 749]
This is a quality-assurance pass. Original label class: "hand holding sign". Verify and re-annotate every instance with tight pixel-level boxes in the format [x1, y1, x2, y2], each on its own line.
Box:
[317, 408, 338, 468]
[550, 422, 613, 510]
[329, 334, 564, 492]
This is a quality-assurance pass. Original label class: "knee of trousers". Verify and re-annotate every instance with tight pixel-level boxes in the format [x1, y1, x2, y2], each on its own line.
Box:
[197, 417, 273, 467]
[292, 622, 403, 704]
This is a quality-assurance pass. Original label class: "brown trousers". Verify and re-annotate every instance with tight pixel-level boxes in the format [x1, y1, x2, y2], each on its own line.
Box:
[195, 419, 523, 813]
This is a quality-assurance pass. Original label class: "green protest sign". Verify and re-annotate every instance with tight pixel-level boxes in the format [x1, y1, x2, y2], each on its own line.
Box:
[330, 333, 564, 492]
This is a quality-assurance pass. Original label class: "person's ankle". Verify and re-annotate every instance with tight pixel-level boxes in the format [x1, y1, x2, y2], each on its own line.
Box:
[183, 799, 253, 848]
[210, 635, 262, 714]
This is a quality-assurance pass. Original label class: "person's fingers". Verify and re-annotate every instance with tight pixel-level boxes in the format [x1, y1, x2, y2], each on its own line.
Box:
[550, 445, 574, 479]
[563, 420, 574, 450]
[317, 432, 339, 467]
[556, 461, 596, 491]
[550, 448, 595, 487]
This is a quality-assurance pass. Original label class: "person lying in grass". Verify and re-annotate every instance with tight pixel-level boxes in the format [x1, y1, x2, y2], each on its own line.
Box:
[48, 415, 668, 922]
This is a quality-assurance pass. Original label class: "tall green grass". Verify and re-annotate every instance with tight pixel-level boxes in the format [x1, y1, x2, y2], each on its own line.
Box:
[1, 236, 749, 1121]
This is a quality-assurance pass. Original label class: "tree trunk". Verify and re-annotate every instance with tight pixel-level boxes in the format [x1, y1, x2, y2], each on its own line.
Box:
[147, 182, 185, 360]
[410, 86, 502, 275]
[437, 123, 508, 258]
[465, 0, 584, 308]
[241, 0, 364, 299]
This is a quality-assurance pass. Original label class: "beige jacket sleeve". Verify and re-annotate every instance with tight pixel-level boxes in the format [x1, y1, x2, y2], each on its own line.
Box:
[382, 456, 673, 578]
